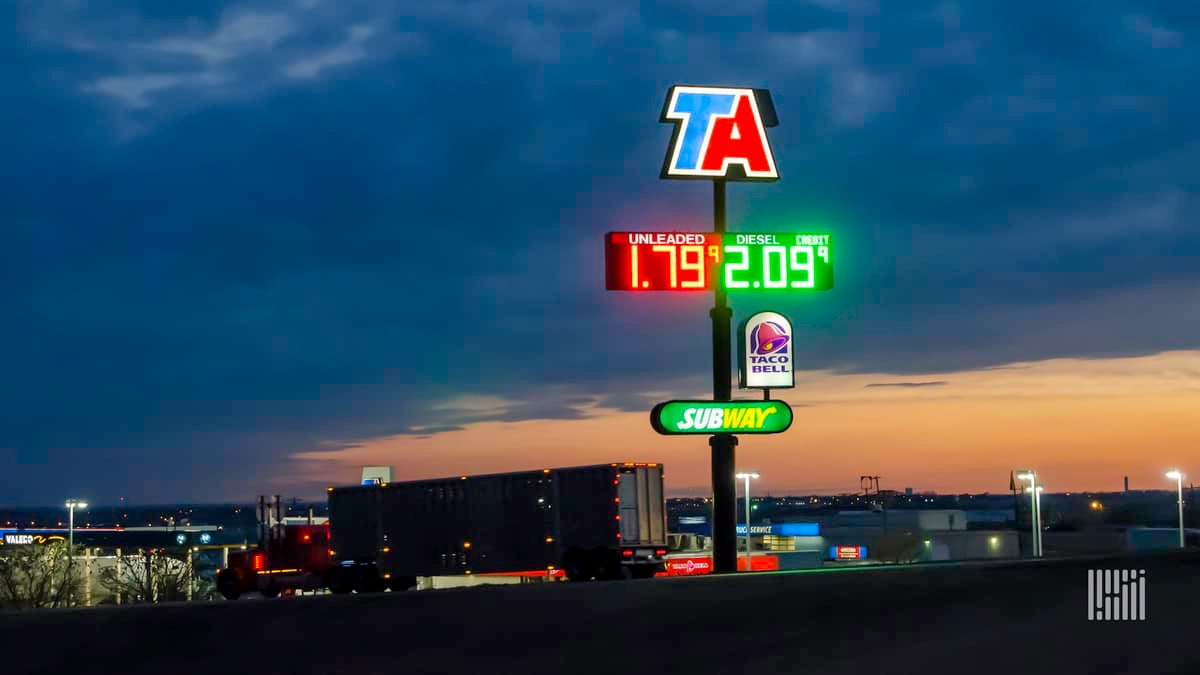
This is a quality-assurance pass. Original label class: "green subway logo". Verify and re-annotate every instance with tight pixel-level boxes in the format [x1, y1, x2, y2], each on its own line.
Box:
[650, 400, 793, 435]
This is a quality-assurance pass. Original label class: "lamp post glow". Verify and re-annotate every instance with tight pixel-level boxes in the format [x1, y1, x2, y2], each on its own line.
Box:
[735, 472, 759, 570]
[1015, 472, 1041, 558]
[1166, 470, 1184, 549]
[65, 499, 87, 606]
[1034, 486, 1044, 557]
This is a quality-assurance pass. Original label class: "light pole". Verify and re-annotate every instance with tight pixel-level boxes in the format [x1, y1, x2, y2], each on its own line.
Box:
[1034, 486, 1044, 557]
[1016, 472, 1041, 558]
[1166, 470, 1185, 549]
[65, 499, 88, 606]
[735, 472, 759, 571]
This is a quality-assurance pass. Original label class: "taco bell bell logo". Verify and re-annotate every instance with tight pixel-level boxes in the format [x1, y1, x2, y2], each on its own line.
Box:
[739, 311, 795, 389]
[751, 321, 790, 356]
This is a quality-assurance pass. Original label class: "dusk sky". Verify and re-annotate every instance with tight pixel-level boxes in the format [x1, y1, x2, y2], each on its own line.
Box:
[4, 1, 1199, 506]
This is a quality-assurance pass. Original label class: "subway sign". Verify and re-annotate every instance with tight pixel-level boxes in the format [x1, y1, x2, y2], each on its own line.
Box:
[650, 400, 793, 435]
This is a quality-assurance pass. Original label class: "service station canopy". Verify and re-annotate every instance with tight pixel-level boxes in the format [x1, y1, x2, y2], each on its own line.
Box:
[651, 400, 794, 435]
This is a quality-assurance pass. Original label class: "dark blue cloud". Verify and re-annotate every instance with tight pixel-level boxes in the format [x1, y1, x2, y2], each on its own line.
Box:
[2, 0, 1199, 503]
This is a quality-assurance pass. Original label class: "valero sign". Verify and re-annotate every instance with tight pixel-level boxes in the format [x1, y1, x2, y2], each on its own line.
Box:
[0, 533, 65, 546]
[650, 400, 792, 435]
[739, 311, 794, 389]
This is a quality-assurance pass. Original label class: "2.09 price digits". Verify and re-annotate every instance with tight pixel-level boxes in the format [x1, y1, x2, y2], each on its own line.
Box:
[724, 244, 825, 289]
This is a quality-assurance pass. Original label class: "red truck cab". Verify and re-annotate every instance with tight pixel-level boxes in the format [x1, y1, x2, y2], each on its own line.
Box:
[217, 523, 334, 599]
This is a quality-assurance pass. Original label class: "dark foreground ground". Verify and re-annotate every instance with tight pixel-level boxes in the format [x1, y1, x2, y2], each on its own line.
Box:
[2, 551, 1198, 675]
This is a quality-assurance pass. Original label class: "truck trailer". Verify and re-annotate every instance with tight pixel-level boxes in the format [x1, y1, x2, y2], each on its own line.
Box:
[326, 462, 667, 590]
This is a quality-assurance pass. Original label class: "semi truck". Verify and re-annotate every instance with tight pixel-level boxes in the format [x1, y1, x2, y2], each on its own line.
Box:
[217, 462, 667, 598]
[326, 462, 668, 590]
[216, 521, 333, 599]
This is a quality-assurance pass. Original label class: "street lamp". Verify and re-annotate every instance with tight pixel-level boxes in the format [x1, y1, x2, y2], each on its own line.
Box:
[1015, 472, 1041, 558]
[65, 499, 88, 606]
[1166, 470, 1184, 549]
[735, 472, 759, 571]
[1035, 486, 1044, 557]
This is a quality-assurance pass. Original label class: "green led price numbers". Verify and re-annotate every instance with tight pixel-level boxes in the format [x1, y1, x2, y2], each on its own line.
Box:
[721, 233, 833, 291]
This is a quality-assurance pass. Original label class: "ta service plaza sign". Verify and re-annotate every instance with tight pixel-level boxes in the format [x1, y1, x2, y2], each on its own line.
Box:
[651, 400, 793, 435]
[604, 82, 832, 573]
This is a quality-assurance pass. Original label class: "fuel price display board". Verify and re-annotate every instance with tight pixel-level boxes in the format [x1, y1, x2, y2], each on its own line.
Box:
[604, 231, 833, 291]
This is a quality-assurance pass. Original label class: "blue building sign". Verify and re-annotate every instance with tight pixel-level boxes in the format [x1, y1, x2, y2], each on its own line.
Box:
[677, 521, 820, 537]
[737, 523, 820, 536]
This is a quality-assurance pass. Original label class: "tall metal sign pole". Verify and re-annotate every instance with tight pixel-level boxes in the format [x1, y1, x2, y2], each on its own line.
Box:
[709, 178, 738, 573]
[659, 85, 780, 573]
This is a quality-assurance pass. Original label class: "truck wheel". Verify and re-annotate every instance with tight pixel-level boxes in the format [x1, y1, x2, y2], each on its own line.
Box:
[388, 576, 417, 592]
[353, 565, 385, 593]
[262, 583, 281, 599]
[592, 549, 622, 581]
[632, 565, 661, 579]
[217, 570, 241, 600]
[562, 550, 592, 582]
[328, 568, 353, 595]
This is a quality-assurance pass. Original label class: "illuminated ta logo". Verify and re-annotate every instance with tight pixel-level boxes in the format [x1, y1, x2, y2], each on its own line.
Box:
[660, 86, 779, 181]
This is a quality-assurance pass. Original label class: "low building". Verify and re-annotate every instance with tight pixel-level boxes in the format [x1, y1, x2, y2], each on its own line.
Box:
[669, 509, 1021, 565]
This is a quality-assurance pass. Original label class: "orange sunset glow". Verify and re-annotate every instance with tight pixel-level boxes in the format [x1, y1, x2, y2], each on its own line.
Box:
[291, 350, 1200, 497]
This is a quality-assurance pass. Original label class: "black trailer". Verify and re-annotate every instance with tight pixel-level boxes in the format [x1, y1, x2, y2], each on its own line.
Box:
[327, 463, 667, 590]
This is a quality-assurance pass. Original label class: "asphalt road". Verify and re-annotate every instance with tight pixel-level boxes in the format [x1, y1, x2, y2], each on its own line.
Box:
[2, 551, 1198, 675]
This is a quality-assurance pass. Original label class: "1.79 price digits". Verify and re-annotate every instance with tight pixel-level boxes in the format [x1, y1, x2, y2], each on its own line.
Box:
[630, 244, 721, 289]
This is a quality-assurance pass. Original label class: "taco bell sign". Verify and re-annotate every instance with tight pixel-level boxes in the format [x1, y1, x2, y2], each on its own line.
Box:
[739, 311, 794, 389]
